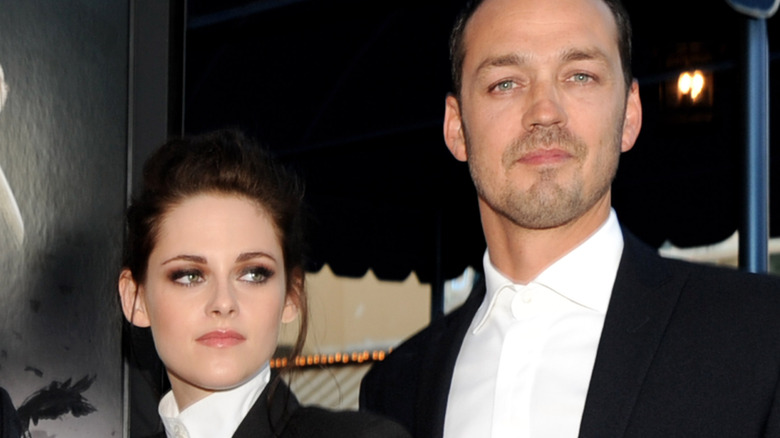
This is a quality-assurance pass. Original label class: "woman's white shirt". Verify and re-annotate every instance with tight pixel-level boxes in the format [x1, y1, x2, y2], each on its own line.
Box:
[158, 363, 271, 438]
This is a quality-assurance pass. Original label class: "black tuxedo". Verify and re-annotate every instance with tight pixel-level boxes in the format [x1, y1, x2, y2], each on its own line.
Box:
[146, 381, 410, 438]
[360, 231, 780, 437]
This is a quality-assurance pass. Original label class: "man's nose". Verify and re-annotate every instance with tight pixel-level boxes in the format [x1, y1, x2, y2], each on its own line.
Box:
[521, 80, 567, 130]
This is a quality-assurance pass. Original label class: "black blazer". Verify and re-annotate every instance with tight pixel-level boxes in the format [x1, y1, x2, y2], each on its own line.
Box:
[147, 381, 410, 438]
[360, 231, 780, 437]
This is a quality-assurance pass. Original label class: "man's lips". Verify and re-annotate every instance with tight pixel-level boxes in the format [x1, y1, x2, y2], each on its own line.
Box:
[517, 148, 573, 165]
[196, 330, 246, 348]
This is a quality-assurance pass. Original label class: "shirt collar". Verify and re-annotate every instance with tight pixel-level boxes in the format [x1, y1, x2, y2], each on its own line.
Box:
[159, 363, 271, 438]
[473, 209, 623, 333]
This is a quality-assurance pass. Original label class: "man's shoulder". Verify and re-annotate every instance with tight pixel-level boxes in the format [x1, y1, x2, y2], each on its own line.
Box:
[623, 228, 780, 292]
[368, 278, 486, 378]
[359, 279, 486, 425]
[649, 240, 780, 287]
[624, 232, 780, 324]
[362, 305, 460, 387]
[614, 231, 780, 346]
[665, 255, 780, 308]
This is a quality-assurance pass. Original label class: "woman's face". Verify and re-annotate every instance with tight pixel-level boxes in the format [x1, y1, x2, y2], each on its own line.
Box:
[120, 193, 298, 410]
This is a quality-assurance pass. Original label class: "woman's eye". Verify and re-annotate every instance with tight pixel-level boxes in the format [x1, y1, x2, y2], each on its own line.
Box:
[171, 270, 203, 285]
[239, 267, 273, 284]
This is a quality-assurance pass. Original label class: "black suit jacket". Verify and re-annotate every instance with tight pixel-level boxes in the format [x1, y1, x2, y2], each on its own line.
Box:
[360, 231, 780, 437]
[146, 381, 411, 438]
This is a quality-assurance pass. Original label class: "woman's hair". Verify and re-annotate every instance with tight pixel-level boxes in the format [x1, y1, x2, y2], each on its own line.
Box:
[122, 128, 309, 375]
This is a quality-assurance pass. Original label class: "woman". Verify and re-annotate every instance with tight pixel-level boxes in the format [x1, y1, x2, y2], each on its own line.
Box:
[118, 130, 409, 438]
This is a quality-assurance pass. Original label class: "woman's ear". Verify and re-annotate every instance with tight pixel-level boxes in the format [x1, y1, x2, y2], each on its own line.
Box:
[118, 269, 151, 327]
[282, 269, 303, 324]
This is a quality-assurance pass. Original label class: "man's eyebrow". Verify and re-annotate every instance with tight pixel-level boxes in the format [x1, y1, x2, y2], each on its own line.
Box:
[475, 48, 609, 74]
[560, 47, 610, 64]
[475, 53, 527, 73]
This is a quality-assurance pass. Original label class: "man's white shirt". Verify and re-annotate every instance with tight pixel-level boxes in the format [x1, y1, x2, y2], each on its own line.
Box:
[443, 210, 624, 438]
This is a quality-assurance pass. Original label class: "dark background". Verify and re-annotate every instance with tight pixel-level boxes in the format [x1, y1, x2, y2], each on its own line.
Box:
[182, 0, 780, 283]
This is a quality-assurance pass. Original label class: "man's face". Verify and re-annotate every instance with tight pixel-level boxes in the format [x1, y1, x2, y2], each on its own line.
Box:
[444, 0, 641, 230]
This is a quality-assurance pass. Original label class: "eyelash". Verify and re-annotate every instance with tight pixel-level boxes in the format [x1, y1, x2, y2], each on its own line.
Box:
[239, 266, 274, 284]
[489, 72, 596, 93]
[168, 266, 275, 286]
[170, 269, 203, 286]
[490, 80, 516, 92]
[569, 72, 594, 83]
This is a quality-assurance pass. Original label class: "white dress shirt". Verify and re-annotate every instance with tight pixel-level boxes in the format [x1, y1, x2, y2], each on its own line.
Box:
[443, 210, 624, 438]
[159, 363, 271, 438]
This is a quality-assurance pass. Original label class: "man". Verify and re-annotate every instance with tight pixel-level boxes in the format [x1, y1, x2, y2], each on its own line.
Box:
[360, 0, 780, 437]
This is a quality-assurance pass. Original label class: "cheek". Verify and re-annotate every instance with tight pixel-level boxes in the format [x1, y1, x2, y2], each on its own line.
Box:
[583, 131, 622, 186]
[147, 304, 183, 348]
[246, 287, 288, 332]
[144, 291, 195, 343]
[253, 303, 283, 331]
[470, 103, 518, 137]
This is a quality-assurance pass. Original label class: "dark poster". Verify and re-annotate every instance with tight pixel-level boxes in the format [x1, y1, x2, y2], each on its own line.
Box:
[0, 1, 127, 437]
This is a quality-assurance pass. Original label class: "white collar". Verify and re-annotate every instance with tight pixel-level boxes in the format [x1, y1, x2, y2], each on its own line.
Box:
[159, 363, 271, 438]
[473, 209, 624, 333]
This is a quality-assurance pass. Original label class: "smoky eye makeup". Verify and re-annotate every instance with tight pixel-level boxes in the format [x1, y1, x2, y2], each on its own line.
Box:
[169, 268, 204, 286]
[238, 266, 275, 284]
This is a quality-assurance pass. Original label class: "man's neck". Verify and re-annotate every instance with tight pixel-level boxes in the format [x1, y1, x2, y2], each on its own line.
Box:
[480, 198, 612, 284]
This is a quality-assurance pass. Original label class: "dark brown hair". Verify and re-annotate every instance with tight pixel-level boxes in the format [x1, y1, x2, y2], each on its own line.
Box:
[449, 0, 634, 97]
[122, 128, 309, 374]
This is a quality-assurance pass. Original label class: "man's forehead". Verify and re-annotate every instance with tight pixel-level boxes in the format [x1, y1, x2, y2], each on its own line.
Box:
[462, 0, 620, 66]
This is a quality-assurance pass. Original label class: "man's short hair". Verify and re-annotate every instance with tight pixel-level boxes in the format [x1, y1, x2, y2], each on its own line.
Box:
[448, 0, 634, 97]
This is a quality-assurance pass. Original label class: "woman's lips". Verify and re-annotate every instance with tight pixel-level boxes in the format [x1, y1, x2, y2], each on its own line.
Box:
[196, 330, 246, 348]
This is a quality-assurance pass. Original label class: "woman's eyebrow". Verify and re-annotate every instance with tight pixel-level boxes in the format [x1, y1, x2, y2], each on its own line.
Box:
[236, 251, 275, 263]
[161, 254, 206, 265]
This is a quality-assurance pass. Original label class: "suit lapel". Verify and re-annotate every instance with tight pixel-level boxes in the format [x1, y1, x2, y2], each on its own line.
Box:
[415, 278, 487, 438]
[579, 231, 688, 438]
[232, 380, 299, 438]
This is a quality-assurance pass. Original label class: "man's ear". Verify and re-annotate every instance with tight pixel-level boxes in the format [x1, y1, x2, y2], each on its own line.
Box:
[118, 269, 151, 327]
[621, 80, 642, 153]
[282, 269, 302, 324]
[444, 93, 469, 162]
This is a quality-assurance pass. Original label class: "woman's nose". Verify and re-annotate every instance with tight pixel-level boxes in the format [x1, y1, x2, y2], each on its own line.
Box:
[207, 280, 238, 317]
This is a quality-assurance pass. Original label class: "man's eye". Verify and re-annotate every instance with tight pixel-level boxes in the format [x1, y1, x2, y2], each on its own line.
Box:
[239, 267, 273, 284]
[494, 80, 515, 91]
[571, 73, 592, 83]
[171, 270, 203, 285]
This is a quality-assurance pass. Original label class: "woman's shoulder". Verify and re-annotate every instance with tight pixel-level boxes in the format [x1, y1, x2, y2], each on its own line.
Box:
[284, 405, 411, 438]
